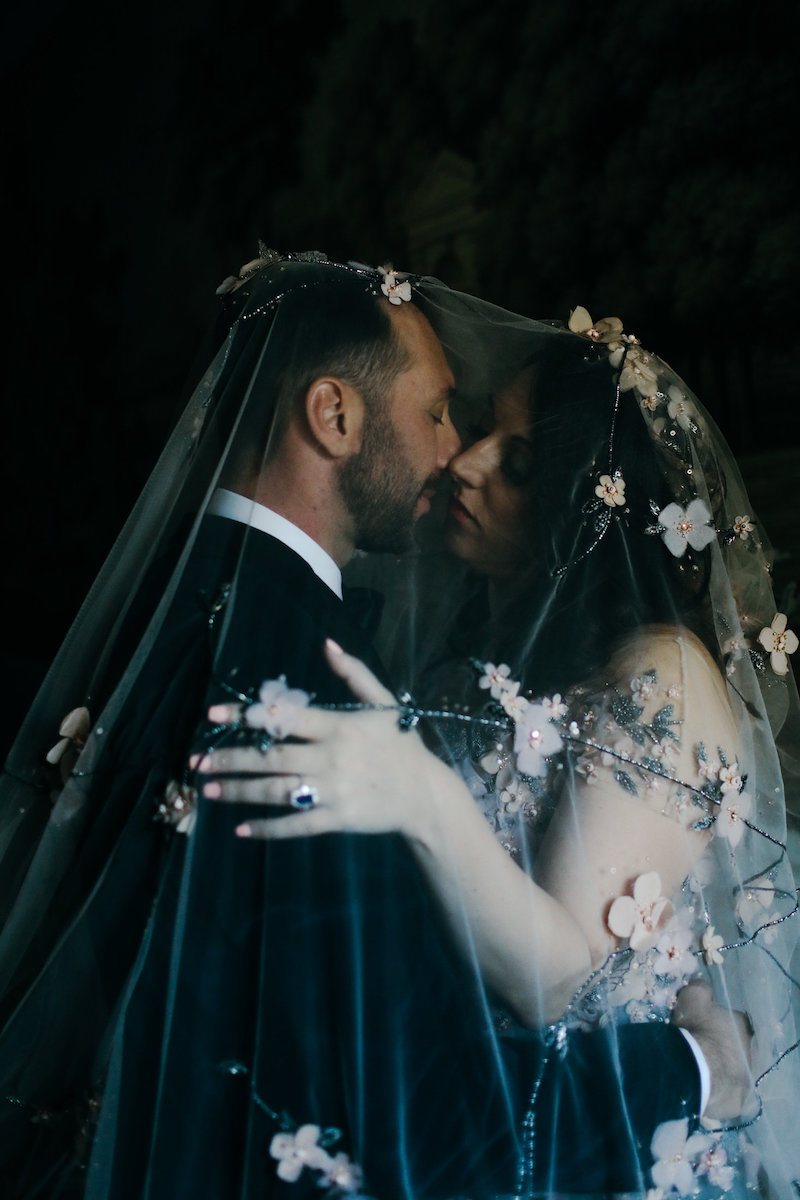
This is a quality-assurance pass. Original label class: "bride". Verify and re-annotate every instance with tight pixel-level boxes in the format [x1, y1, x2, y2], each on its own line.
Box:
[203, 306, 800, 1197]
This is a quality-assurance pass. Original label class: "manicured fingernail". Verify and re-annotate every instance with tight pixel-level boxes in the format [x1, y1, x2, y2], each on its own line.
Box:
[235, 823, 252, 838]
[188, 753, 202, 769]
[325, 638, 343, 655]
[203, 781, 221, 798]
[208, 705, 228, 722]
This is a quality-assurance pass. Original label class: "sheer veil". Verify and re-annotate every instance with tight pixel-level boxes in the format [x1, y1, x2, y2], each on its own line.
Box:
[0, 249, 798, 1199]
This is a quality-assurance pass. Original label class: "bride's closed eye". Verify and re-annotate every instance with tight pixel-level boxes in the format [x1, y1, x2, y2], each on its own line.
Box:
[500, 436, 535, 487]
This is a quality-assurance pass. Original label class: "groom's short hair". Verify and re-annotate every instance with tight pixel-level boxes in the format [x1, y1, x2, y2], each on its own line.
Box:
[263, 270, 413, 455]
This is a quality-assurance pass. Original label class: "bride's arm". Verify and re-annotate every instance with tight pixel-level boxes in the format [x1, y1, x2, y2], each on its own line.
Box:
[200, 628, 737, 1026]
[200, 639, 591, 1026]
[533, 626, 737, 964]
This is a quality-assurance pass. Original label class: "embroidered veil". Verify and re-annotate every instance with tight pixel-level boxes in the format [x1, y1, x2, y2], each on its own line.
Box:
[368, 297, 800, 1199]
[0, 248, 797, 1200]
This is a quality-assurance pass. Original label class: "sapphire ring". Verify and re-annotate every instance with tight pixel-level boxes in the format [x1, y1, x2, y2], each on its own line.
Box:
[288, 783, 320, 810]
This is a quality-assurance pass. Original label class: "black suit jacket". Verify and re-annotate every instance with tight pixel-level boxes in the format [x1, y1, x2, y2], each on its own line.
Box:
[0, 517, 702, 1198]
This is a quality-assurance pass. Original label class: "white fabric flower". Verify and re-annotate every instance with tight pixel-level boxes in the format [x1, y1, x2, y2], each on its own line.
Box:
[500, 681, 530, 720]
[607, 871, 673, 951]
[576, 753, 600, 784]
[378, 266, 412, 304]
[46, 705, 91, 767]
[500, 776, 533, 813]
[542, 692, 568, 719]
[513, 703, 563, 776]
[717, 761, 742, 793]
[757, 612, 799, 676]
[652, 917, 697, 979]
[156, 780, 198, 835]
[702, 925, 725, 965]
[658, 499, 716, 558]
[245, 677, 310, 739]
[733, 514, 755, 540]
[478, 662, 513, 700]
[595, 472, 627, 507]
[269, 1125, 329, 1182]
[630, 673, 657, 702]
[611, 342, 660, 397]
[666, 385, 695, 430]
[697, 1140, 735, 1191]
[650, 1117, 711, 1195]
[714, 789, 752, 848]
[696, 753, 721, 782]
[568, 305, 624, 344]
[319, 1151, 363, 1192]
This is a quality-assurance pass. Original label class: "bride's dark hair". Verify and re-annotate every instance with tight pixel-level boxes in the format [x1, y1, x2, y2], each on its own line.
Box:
[438, 333, 721, 703]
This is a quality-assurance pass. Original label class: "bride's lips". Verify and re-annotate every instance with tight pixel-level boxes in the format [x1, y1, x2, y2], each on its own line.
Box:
[449, 495, 479, 526]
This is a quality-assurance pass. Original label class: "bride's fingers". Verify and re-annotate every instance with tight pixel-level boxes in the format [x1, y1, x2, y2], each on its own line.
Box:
[203, 774, 306, 804]
[207, 702, 244, 725]
[324, 639, 396, 706]
[235, 810, 338, 840]
[198, 742, 328, 778]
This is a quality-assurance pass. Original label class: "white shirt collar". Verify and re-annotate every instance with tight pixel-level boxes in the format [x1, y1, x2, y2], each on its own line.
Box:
[206, 488, 343, 599]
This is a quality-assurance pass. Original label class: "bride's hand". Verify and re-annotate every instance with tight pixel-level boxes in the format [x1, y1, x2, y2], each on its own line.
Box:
[197, 639, 447, 841]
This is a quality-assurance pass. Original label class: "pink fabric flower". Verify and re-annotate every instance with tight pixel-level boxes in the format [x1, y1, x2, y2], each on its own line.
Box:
[378, 266, 412, 304]
[319, 1151, 363, 1192]
[757, 612, 798, 676]
[650, 1117, 711, 1195]
[245, 677, 310, 739]
[46, 706, 91, 785]
[46, 706, 91, 767]
[607, 871, 673, 951]
[718, 762, 742, 793]
[595, 472, 627, 507]
[702, 925, 725, 966]
[652, 917, 697, 979]
[733, 514, 754, 540]
[478, 662, 513, 699]
[513, 703, 563, 777]
[269, 1125, 329, 1182]
[658, 499, 716, 558]
[714, 790, 752, 848]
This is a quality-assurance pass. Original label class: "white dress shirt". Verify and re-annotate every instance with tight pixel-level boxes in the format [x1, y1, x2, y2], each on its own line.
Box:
[206, 488, 343, 599]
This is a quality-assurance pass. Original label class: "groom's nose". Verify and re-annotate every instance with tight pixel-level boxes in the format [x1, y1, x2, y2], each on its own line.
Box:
[437, 417, 462, 468]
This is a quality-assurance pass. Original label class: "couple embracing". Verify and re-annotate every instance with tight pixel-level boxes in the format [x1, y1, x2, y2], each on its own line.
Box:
[0, 250, 797, 1199]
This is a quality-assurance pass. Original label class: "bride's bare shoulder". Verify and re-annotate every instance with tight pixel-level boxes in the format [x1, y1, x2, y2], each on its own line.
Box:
[608, 622, 720, 679]
[605, 623, 737, 742]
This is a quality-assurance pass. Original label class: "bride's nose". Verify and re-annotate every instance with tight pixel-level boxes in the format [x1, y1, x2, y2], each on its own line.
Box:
[448, 437, 496, 488]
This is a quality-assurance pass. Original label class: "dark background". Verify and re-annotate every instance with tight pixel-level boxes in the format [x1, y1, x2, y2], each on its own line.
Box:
[2, 0, 799, 740]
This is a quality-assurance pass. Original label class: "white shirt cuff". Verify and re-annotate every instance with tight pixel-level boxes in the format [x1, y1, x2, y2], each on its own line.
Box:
[679, 1027, 711, 1115]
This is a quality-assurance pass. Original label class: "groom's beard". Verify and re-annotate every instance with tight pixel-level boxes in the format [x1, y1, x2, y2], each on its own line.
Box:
[340, 406, 423, 555]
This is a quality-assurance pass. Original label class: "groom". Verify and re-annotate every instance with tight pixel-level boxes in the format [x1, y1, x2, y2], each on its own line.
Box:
[78, 258, 742, 1198]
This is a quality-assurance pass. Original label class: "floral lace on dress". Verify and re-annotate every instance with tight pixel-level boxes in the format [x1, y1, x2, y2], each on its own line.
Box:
[462, 627, 793, 1196]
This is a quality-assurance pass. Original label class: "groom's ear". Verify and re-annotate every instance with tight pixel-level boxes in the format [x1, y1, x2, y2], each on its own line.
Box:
[304, 376, 365, 459]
